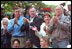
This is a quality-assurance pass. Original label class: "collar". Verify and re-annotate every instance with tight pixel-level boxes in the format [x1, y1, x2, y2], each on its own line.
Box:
[16, 16, 22, 20]
[58, 14, 64, 20]
[30, 16, 35, 20]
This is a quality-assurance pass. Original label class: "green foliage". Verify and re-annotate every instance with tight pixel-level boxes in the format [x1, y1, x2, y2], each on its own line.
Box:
[1, 1, 57, 18]
[1, 1, 49, 12]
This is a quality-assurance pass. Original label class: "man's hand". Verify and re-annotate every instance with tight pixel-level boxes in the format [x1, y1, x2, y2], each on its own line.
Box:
[23, 17, 27, 25]
[12, 18, 19, 27]
[31, 26, 38, 32]
[52, 16, 58, 24]
[14, 18, 18, 24]
[3, 25, 7, 34]
[23, 17, 31, 24]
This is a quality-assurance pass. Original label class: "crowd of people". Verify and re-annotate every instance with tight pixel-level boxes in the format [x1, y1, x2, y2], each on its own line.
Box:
[1, 2, 71, 48]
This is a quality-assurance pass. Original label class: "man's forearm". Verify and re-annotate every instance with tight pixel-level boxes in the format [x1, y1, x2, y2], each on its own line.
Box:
[47, 20, 54, 33]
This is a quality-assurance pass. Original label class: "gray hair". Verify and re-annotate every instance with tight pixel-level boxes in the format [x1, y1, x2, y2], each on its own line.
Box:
[54, 5, 64, 14]
[1, 18, 9, 25]
[29, 7, 36, 12]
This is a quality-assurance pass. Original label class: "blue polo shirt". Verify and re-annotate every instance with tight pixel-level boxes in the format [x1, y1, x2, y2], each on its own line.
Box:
[7, 16, 26, 37]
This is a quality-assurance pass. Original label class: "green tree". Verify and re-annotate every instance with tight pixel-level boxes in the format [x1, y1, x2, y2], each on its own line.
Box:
[1, 1, 49, 12]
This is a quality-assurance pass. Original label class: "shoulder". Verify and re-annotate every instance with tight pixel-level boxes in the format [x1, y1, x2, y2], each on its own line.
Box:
[35, 16, 39, 19]
[20, 16, 24, 21]
[10, 18, 13, 20]
[23, 17, 27, 21]
[9, 19, 13, 22]
[20, 16, 24, 18]
[40, 22, 45, 29]
[41, 22, 45, 26]
[35, 16, 43, 21]
[62, 15, 68, 20]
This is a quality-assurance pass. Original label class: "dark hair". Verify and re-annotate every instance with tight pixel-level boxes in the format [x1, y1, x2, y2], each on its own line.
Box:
[12, 39, 20, 44]
[64, 9, 66, 16]
[1, 8, 4, 10]
[39, 7, 43, 10]
[5, 14, 11, 19]
[13, 4, 16, 7]
[20, 24, 26, 32]
[12, 14, 14, 18]
[24, 5, 32, 17]
[14, 7, 19, 10]
[24, 5, 32, 14]
[30, 23, 35, 27]
[64, 9, 68, 16]
[20, 21, 29, 32]
[60, 3, 65, 7]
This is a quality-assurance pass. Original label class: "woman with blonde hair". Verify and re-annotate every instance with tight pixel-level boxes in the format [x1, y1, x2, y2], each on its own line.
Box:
[39, 36, 52, 48]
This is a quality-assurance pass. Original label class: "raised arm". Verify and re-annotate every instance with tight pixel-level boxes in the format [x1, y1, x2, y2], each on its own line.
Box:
[31, 26, 41, 38]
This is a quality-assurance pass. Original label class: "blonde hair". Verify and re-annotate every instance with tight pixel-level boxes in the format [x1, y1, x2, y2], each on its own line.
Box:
[40, 36, 50, 47]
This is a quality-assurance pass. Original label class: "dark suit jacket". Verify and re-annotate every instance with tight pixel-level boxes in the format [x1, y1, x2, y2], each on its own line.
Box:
[20, 16, 43, 47]
[1, 29, 11, 48]
[29, 16, 43, 47]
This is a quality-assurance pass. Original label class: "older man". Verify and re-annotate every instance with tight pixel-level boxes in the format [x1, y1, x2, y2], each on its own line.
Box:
[28, 8, 43, 47]
[47, 5, 70, 48]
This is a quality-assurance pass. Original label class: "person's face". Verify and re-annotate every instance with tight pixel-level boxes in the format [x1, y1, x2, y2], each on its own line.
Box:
[40, 8, 43, 11]
[13, 5, 16, 9]
[40, 38, 47, 48]
[3, 20, 8, 28]
[68, 5, 71, 11]
[26, 9, 29, 14]
[29, 8, 36, 18]
[13, 41, 20, 48]
[54, 6, 62, 16]
[26, 41, 33, 48]
[14, 9, 20, 18]
[1, 10, 4, 15]
[5, 15, 9, 19]
[64, 10, 68, 16]
[44, 16, 50, 23]
[18, 2, 22, 7]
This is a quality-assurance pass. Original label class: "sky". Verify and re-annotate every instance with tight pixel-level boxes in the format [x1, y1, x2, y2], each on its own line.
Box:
[42, 1, 71, 5]
[42, 1, 71, 10]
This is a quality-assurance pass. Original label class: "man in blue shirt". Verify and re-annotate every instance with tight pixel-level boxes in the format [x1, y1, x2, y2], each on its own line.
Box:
[7, 7, 26, 48]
